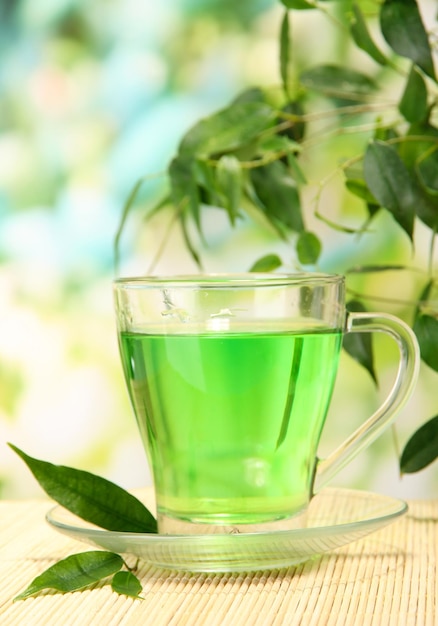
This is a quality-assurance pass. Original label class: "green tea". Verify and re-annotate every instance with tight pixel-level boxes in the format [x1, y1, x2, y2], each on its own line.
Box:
[119, 328, 342, 527]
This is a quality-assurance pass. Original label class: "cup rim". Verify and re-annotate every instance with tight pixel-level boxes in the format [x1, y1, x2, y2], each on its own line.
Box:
[113, 272, 345, 289]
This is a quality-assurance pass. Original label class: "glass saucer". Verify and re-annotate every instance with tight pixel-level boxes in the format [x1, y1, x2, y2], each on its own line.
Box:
[46, 488, 407, 573]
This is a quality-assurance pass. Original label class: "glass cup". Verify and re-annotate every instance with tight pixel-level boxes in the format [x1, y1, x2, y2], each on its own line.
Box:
[113, 273, 419, 534]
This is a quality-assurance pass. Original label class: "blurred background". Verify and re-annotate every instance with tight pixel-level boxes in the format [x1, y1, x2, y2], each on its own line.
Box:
[1, 0, 437, 500]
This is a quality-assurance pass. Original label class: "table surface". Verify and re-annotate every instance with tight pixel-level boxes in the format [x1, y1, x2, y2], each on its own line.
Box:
[0, 493, 436, 626]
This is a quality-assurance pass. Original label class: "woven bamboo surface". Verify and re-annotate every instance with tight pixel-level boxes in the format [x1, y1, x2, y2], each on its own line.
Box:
[0, 495, 436, 626]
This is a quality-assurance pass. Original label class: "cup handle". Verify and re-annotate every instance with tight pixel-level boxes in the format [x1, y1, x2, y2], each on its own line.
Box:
[313, 311, 420, 494]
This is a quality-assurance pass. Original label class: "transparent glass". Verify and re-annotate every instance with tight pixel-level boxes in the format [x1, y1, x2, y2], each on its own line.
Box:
[113, 273, 419, 534]
[47, 488, 407, 572]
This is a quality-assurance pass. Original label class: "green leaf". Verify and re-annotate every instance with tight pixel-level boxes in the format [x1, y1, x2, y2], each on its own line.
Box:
[250, 161, 304, 234]
[14, 551, 123, 601]
[343, 300, 377, 384]
[286, 152, 307, 186]
[414, 190, 438, 231]
[400, 120, 438, 195]
[344, 164, 381, 218]
[399, 65, 429, 124]
[258, 134, 300, 158]
[169, 156, 201, 233]
[256, 134, 305, 185]
[363, 140, 415, 241]
[416, 155, 438, 197]
[380, 0, 436, 81]
[216, 155, 242, 225]
[399, 122, 438, 169]
[413, 313, 438, 371]
[231, 87, 267, 106]
[300, 64, 376, 102]
[179, 102, 275, 158]
[296, 231, 321, 265]
[397, 125, 438, 228]
[278, 100, 306, 144]
[194, 161, 222, 207]
[350, 3, 388, 66]
[417, 278, 434, 305]
[280, 0, 315, 8]
[9, 444, 158, 533]
[179, 211, 202, 268]
[414, 130, 438, 197]
[400, 415, 438, 474]
[345, 178, 380, 208]
[111, 571, 143, 599]
[249, 254, 282, 272]
[280, 10, 291, 97]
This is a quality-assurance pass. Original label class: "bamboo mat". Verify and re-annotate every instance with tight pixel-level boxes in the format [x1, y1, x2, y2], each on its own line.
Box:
[0, 496, 436, 626]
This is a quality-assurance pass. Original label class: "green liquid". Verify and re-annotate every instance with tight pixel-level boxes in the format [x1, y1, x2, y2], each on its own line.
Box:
[119, 328, 342, 526]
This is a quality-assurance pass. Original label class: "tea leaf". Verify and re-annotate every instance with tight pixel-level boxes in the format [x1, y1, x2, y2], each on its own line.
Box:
[14, 551, 123, 601]
[250, 161, 304, 233]
[286, 152, 307, 186]
[179, 102, 275, 158]
[280, 10, 291, 98]
[417, 278, 434, 306]
[179, 211, 202, 268]
[399, 65, 428, 124]
[380, 0, 436, 81]
[343, 300, 377, 384]
[169, 156, 201, 234]
[231, 87, 267, 106]
[300, 64, 376, 102]
[417, 156, 438, 197]
[9, 444, 158, 533]
[413, 134, 438, 198]
[278, 101, 306, 144]
[216, 155, 242, 225]
[400, 415, 438, 474]
[399, 122, 438, 170]
[413, 313, 438, 371]
[398, 123, 438, 227]
[194, 160, 222, 208]
[111, 571, 143, 599]
[258, 134, 300, 159]
[363, 140, 415, 241]
[344, 164, 381, 218]
[296, 231, 321, 265]
[249, 254, 282, 272]
[280, 0, 316, 9]
[345, 178, 380, 209]
[351, 3, 388, 66]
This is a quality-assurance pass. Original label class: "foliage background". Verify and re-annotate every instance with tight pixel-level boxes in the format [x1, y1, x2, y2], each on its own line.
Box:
[1, 0, 437, 499]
